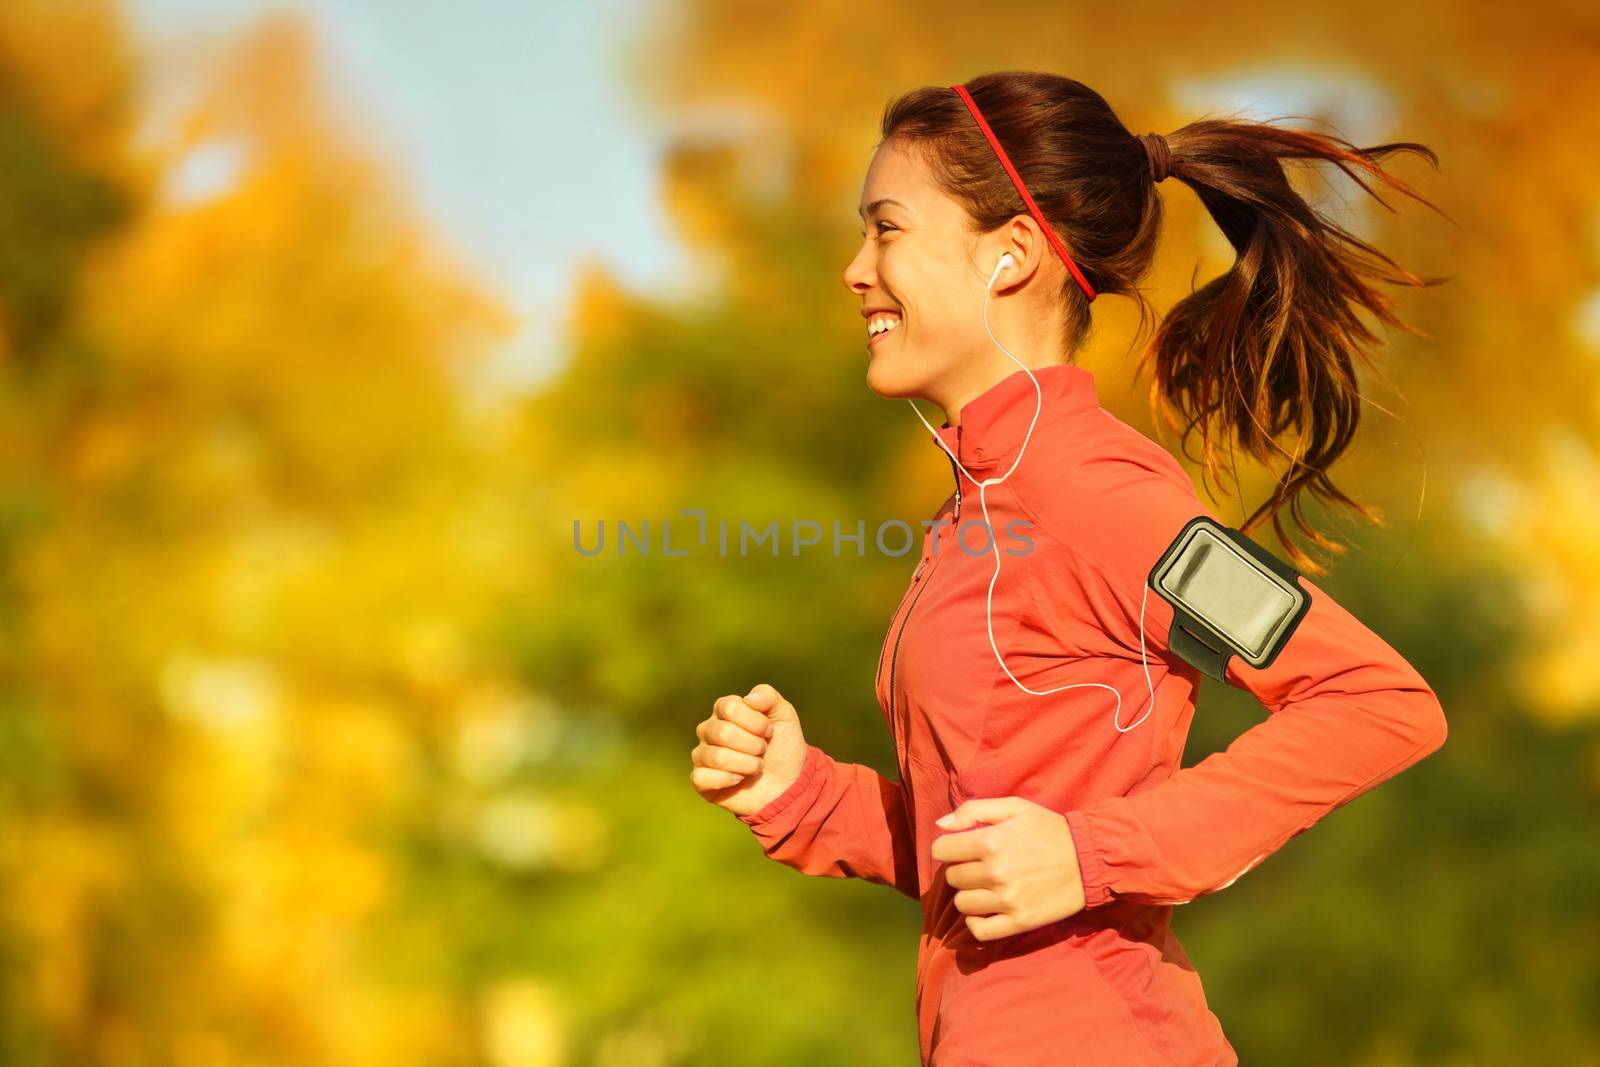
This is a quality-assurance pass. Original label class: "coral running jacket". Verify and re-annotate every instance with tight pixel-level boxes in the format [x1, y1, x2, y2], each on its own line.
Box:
[737, 363, 1448, 1066]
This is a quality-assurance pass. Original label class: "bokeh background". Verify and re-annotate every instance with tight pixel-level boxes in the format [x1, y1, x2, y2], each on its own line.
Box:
[2, 1, 1597, 1064]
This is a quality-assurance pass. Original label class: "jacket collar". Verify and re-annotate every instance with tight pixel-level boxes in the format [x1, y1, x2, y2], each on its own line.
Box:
[930, 363, 1100, 474]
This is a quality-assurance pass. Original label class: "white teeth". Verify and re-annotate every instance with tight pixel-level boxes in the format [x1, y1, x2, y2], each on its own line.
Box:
[869, 317, 900, 336]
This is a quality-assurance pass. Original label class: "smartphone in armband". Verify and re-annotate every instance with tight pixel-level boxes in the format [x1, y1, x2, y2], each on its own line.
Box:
[1147, 516, 1312, 682]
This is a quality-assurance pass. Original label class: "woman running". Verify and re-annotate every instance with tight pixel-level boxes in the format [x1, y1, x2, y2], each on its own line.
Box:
[689, 70, 1449, 1066]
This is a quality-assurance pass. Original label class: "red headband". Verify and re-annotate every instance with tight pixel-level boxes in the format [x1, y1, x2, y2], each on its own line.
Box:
[950, 83, 1097, 302]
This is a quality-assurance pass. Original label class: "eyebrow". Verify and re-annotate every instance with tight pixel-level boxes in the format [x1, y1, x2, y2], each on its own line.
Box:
[858, 197, 910, 219]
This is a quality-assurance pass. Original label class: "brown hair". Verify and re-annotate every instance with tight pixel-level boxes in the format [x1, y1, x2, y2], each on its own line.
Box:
[878, 70, 1450, 577]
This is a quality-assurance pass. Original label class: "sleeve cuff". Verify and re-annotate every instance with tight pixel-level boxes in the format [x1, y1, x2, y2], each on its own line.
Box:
[1063, 809, 1116, 910]
[737, 744, 829, 828]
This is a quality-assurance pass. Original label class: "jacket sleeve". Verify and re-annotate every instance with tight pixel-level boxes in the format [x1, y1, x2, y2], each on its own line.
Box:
[1047, 448, 1448, 908]
[737, 743, 920, 901]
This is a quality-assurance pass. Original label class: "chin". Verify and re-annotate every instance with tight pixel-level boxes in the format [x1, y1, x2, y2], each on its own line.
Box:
[865, 357, 909, 399]
[866, 355, 936, 404]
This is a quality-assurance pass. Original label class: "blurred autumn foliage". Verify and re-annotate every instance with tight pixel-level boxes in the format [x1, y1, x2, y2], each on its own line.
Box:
[1, 0, 1597, 1065]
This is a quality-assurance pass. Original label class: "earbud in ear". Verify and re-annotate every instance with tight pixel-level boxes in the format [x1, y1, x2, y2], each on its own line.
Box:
[987, 253, 1016, 291]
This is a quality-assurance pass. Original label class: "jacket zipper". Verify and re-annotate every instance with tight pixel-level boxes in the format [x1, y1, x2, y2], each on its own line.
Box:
[875, 449, 964, 697]
[875, 561, 926, 695]
[886, 451, 965, 776]
[947, 447, 963, 516]
[887, 559, 936, 775]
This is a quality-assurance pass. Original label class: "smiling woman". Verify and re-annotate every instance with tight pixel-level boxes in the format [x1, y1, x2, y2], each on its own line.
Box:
[697, 67, 1451, 1067]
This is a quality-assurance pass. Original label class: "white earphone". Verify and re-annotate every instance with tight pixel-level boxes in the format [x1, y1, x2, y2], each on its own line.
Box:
[904, 252, 1160, 732]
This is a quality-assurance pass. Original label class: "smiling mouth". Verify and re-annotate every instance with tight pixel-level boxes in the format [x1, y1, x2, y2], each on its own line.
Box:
[867, 319, 901, 350]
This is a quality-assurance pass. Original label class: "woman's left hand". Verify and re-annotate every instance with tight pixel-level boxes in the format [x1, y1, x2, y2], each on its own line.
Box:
[932, 797, 1087, 941]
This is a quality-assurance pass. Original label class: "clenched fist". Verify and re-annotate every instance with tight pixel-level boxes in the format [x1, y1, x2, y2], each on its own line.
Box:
[690, 683, 810, 817]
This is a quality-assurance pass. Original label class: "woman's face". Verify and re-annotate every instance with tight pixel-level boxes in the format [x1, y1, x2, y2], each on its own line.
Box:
[842, 138, 1067, 423]
[843, 139, 982, 413]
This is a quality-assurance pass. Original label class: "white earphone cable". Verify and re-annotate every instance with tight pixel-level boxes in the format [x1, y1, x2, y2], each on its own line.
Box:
[904, 254, 1158, 733]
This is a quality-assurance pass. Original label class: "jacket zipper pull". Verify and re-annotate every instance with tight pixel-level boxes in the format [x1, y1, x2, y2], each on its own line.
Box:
[946, 452, 963, 519]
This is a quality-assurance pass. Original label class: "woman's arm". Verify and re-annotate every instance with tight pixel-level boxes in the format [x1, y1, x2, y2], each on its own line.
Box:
[1035, 448, 1448, 908]
[739, 744, 920, 901]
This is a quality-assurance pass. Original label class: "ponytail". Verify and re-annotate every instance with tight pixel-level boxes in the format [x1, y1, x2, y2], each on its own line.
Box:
[1139, 117, 1450, 575]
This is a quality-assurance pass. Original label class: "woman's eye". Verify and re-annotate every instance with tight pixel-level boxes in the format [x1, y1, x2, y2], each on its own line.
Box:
[858, 222, 897, 238]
